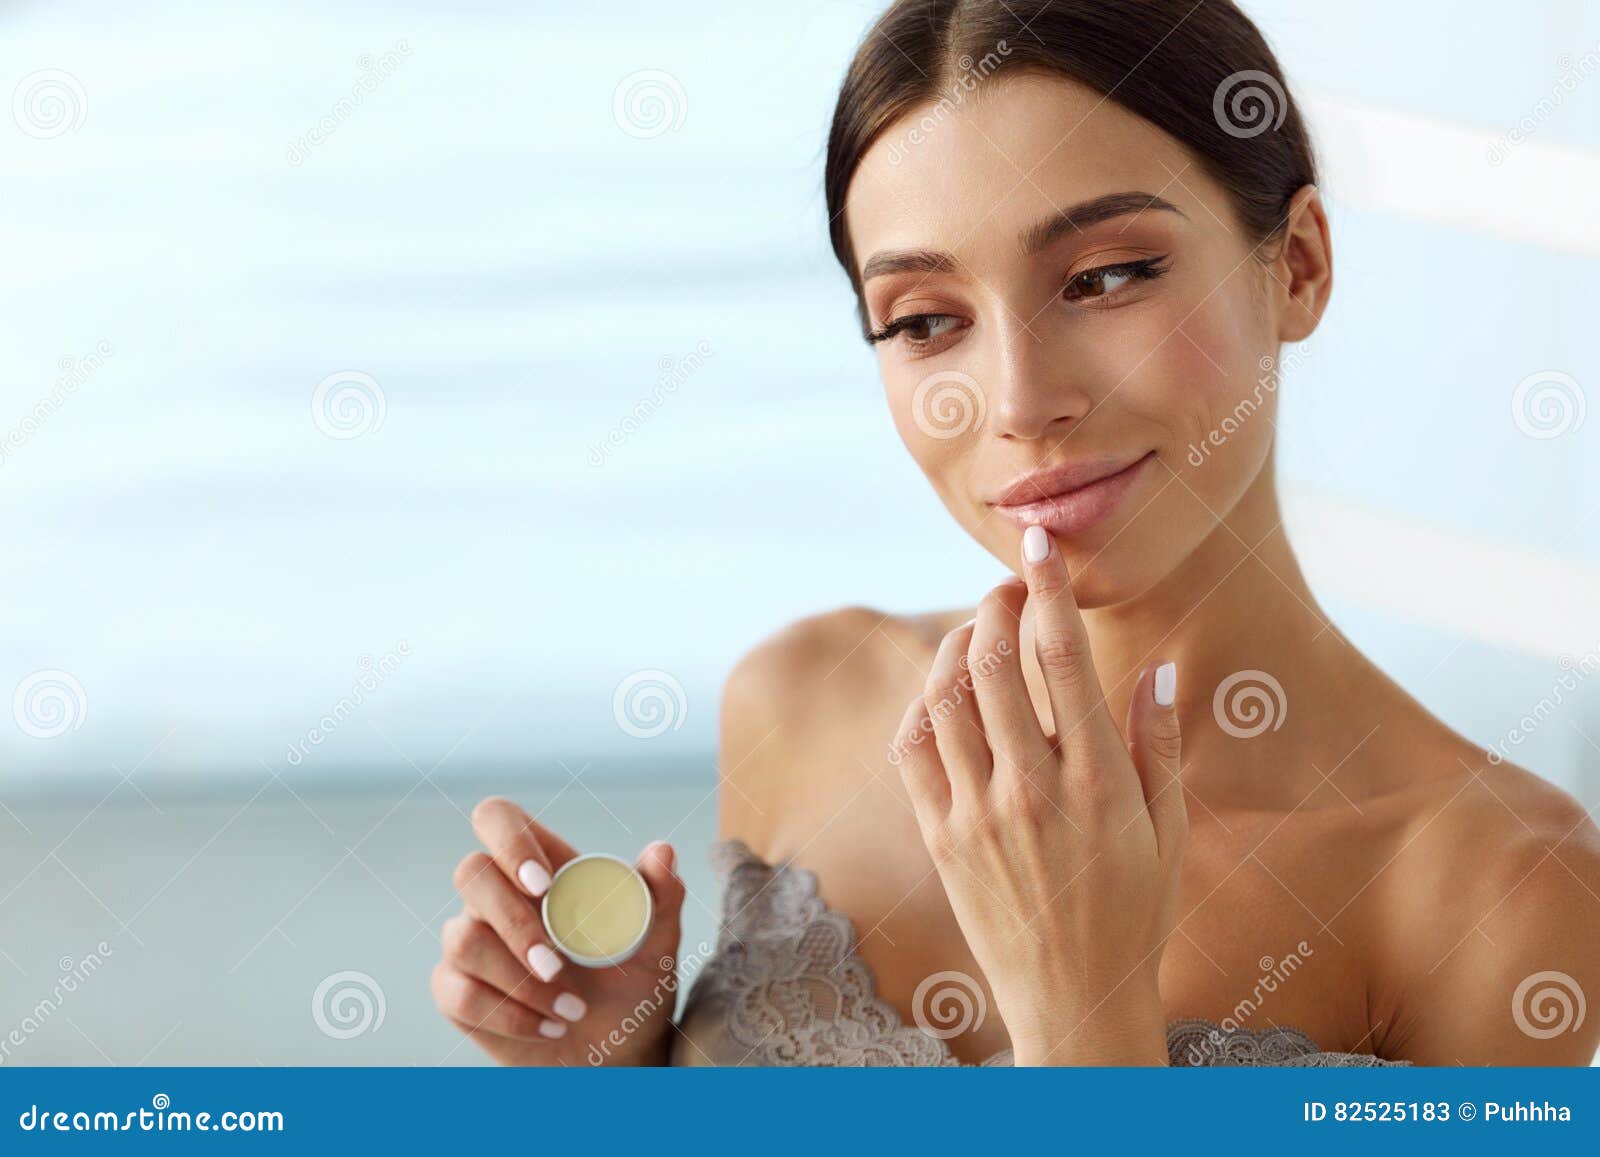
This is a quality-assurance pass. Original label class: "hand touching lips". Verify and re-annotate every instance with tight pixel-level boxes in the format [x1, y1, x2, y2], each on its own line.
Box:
[891, 523, 1185, 1066]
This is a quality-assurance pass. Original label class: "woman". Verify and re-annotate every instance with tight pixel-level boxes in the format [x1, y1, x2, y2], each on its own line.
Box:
[431, 0, 1600, 1066]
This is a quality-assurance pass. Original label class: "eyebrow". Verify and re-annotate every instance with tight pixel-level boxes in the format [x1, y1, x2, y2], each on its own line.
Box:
[859, 190, 1186, 282]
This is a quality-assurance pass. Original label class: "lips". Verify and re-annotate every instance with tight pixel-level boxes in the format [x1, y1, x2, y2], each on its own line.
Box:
[988, 451, 1156, 536]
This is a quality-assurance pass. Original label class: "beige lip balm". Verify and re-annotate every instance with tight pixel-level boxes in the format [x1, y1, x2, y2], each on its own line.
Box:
[541, 853, 653, 967]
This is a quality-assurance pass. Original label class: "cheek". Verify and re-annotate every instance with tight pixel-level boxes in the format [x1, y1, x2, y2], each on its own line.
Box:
[884, 371, 985, 492]
[1133, 292, 1276, 484]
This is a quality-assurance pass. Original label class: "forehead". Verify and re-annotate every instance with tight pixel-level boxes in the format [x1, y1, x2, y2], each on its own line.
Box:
[844, 70, 1197, 265]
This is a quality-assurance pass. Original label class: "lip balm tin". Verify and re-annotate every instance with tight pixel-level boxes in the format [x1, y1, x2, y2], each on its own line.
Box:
[540, 852, 654, 967]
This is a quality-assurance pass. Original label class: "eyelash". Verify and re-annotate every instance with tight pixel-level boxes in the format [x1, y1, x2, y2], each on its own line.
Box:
[865, 255, 1171, 348]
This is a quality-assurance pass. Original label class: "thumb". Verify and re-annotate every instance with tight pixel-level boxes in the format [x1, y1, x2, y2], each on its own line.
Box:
[1125, 662, 1187, 860]
[635, 839, 686, 963]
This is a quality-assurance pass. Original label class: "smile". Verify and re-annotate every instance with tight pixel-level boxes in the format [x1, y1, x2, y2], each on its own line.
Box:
[988, 451, 1157, 536]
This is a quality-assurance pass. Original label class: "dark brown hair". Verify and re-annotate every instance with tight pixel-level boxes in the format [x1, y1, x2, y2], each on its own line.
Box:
[825, 0, 1317, 316]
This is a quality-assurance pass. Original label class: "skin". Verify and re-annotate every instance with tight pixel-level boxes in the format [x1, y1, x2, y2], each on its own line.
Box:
[434, 70, 1600, 1066]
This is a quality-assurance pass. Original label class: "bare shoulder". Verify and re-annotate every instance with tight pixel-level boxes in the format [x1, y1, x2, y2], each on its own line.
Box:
[715, 604, 964, 856]
[1376, 740, 1600, 1064]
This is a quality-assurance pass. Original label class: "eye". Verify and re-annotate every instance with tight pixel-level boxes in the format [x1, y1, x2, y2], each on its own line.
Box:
[866, 312, 964, 348]
[1061, 256, 1169, 304]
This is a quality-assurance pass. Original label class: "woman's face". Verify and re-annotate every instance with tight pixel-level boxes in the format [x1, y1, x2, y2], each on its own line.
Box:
[845, 70, 1308, 608]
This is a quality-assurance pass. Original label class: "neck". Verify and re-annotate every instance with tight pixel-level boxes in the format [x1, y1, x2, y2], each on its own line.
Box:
[1019, 460, 1379, 796]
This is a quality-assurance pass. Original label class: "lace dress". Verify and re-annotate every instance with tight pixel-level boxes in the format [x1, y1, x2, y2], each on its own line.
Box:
[670, 840, 1409, 1067]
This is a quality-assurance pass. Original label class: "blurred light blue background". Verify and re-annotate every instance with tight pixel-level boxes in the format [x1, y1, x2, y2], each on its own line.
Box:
[0, 0, 1596, 1064]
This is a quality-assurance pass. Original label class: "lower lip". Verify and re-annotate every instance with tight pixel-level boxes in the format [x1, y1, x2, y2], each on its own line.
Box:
[991, 453, 1156, 536]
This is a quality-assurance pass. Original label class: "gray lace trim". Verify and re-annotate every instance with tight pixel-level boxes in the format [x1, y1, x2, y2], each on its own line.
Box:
[678, 840, 1409, 1068]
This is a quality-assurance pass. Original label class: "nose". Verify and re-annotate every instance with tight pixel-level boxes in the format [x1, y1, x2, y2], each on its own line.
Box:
[986, 312, 1093, 441]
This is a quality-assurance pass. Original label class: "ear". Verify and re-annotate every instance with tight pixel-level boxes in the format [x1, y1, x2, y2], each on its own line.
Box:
[1270, 184, 1332, 343]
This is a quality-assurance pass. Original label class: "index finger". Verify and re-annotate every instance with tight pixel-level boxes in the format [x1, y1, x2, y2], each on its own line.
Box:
[1018, 525, 1124, 762]
[471, 796, 580, 898]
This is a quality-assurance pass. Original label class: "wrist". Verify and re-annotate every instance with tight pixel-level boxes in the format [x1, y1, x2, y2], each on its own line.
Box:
[1001, 978, 1169, 1067]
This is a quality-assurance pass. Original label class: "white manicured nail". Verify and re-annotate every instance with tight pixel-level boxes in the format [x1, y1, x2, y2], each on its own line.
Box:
[528, 943, 563, 982]
[517, 860, 551, 896]
[1154, 662, 1177, 707]
[553, 993, 587, 1022]
[538, 1018, 567, 1039]
[1022, 525, 1051, 565]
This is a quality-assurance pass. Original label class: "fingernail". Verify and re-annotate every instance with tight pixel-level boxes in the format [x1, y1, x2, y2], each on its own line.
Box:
[517, 860, 551, 896]
[1022, 525, 1051, 565]
[643, 840, 675, 872]
[958, 617, 977, 631]
[528, 943, 564, 982]
[1154, 662, 1177, 707]
[553, 992, 587, 1022]
[999, 573, 1025, 586]
[538, 1018, 567, 1039]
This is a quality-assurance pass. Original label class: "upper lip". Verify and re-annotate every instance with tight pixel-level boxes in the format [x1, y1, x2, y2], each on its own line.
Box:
[988, 452, 1153, 506]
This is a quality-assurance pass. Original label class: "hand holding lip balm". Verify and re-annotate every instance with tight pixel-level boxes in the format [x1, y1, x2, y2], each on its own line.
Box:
[433, 797, 686, 1066]
[541, 853, 654, 967]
